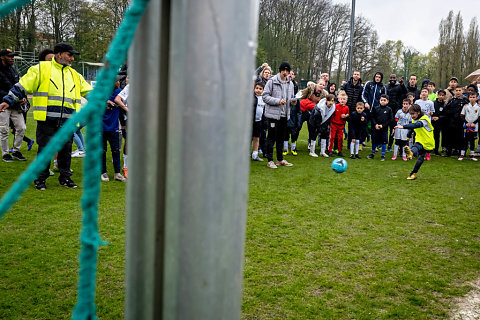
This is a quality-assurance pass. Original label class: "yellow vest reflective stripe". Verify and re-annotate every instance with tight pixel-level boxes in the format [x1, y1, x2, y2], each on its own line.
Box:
[31, 62, 50, 121]
[413, 115, 435, 150]
[30, 61, 82, 121]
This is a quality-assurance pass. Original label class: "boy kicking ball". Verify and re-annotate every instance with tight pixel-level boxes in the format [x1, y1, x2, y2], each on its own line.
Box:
[395, 104, 435, 180]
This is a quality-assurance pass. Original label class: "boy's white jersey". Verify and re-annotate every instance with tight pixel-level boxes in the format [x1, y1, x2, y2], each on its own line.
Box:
[461, 103, 480, 131]
[118, 84, 130, 106]
[394, 109, 411, 140]
[415, 99, 434, 119]
[255, 95, 265, 121]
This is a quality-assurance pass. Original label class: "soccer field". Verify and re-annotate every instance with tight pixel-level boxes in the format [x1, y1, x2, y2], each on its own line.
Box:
[1, 122, 480, 319]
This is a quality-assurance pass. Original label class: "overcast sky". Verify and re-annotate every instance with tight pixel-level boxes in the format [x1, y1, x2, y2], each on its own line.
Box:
[334, 0, 479, 54]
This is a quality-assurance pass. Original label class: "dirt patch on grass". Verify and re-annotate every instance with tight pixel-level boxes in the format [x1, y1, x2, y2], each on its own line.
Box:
[450, 279, 480, 320]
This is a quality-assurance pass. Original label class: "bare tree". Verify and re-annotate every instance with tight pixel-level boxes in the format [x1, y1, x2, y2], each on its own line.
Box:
[464, 17, 480, 77]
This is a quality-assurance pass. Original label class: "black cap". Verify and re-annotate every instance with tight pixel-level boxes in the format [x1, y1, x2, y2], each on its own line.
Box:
[54, 42, 79, 55]
[449, 77, 458, 82]
[279, 61, 291, 72]
[0, 49, 18, 57]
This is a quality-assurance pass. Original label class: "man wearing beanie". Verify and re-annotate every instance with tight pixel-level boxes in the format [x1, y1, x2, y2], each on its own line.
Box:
[262, 61, 297, 168]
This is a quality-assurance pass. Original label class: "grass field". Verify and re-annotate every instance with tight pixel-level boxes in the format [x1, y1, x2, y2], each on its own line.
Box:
[1, 120, 480, 319]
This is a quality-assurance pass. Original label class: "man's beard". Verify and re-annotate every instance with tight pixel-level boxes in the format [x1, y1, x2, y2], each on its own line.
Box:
[57, 58, 71, 66]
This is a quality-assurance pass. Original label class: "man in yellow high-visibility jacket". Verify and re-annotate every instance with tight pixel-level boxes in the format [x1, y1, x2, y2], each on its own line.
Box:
[0, 42, 92, 190]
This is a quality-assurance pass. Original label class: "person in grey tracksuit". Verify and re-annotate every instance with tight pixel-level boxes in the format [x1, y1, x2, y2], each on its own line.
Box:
[262, 61, 297, 166]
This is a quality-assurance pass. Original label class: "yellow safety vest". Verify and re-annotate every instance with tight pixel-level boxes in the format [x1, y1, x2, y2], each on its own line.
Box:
[412, 114, 435, 150]
[19, 59, 89, 121]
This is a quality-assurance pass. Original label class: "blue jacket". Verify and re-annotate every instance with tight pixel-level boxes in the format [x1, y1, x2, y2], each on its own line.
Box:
[287, 102, 302, 128]
[362, 72, 386, 110]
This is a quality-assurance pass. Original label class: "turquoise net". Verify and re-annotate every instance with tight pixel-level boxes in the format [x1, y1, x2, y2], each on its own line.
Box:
[0, 0, 150, 318]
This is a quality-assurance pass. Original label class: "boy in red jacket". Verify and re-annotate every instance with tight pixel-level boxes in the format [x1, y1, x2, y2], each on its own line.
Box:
[328, 91, 349, 157]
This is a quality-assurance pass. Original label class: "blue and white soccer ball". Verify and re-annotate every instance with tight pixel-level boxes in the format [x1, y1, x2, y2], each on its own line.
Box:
[331, 158, 347, 173]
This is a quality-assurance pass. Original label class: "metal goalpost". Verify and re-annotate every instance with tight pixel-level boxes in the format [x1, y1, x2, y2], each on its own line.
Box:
[125, 0, 260, 318]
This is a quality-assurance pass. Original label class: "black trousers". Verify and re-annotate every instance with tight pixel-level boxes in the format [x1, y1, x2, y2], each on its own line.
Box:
[103, 130, 121, 174]
[432, 120, 441, 153]
[444, 125, 463, 154]
[286, 126, 300, 144]
[388, 121, 396, 148]
[35, 120, 73, 182]
[463, 131, 476, 152]
[259, 128, 267, 153]
[267, 117, 287, 162]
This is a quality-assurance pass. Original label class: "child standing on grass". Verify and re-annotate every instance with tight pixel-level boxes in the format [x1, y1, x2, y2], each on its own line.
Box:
[432, 90, 446, 155]
[348, 101, 367, 159]
[309, 94, 335, 157]
[415, 87, 435, 161]
[392, 99, 412, 161]
[328, 91, 349, 157]
[396, 104, 435, 180]
[458, 92, 480, 161]
[114, 78, 130, 178]
[101, 79, 126, 182]
[251, 81, 265, 162]
[367, 94, 393, 161]
[444, 86, 468, 157]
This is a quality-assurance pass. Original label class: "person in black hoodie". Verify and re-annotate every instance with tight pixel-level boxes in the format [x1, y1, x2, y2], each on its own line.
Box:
[362, 72, 386, 110]
[342, 70, 363, 146]
[443, 86, 468, 156]
[342, 70, 363, 113]
[431, 90, 446, 155]
[327, 82, 337, 99]
[406, 74, 420, 100]
[385, 74, 407, 151]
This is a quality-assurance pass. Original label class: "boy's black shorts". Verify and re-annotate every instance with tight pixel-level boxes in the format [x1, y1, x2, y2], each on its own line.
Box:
[119, 108, 127, 127]
[349, 127, 365, 141]
[372, 127, 388, 145]
[394, 139, 407, 147]
[252, 121, 262, 138]
[318, 123, 330, 139]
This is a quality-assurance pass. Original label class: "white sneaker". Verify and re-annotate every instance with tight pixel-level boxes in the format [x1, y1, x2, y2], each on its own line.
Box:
[267, 161, 277, 169]
[72, 150, 85, 158]
[101, 173, 109, 181]
[252, 156, 264, 162]
[276, 160, 293, 167]
[309, 152, 318, 157]
[320, 152, 329, 158]
[114, 173, 126, 181]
